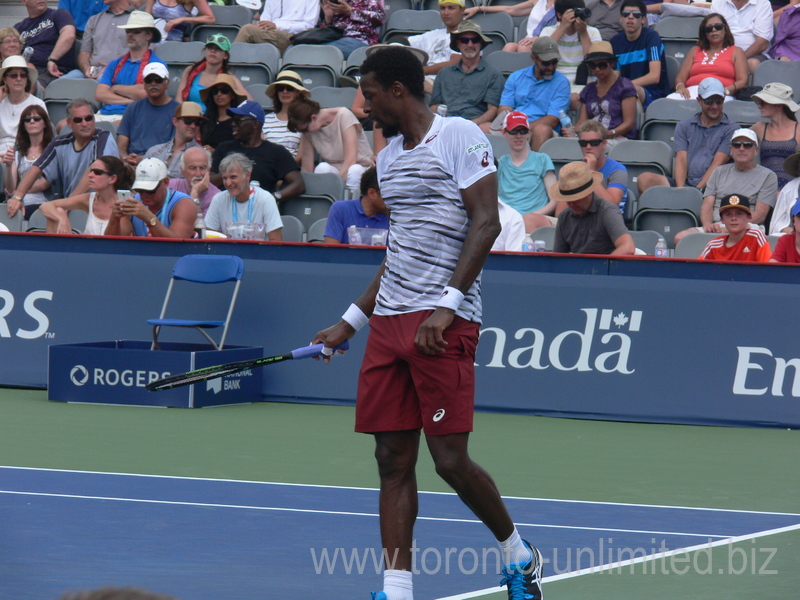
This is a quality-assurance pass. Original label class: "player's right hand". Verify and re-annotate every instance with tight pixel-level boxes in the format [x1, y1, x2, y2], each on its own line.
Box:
[312, 320, 354, 364]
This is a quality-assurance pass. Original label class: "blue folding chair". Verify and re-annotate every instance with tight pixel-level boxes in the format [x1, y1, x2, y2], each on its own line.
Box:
[148, 254, 245, 350]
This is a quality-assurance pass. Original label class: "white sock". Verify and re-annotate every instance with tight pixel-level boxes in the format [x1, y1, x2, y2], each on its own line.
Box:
[499, 527, 532, 567]
[383, 569, 413, 600]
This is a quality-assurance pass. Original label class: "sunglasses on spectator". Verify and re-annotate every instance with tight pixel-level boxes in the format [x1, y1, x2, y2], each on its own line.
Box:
[506, 128, 530, 136]
[701, 96, 724, 105]
[212, 85, 234, 95]
[731, 141, 755, 149]
[89, 168, 112, 176]
[144, 75, 165, 84]
[72, 114, 95, 123]
[457, 36, 482, 45]
[5, 71, 27, 79]
[621, 10, 643, 17]
[179, 117, 204, 126]
[537, 58, 559, 67]
[126, 28, 144, 34]
[22, 115, 43, 123]
[588, 61, 610, 71]
[703, 23, 724, 33]
[578, 138, 604, 147]
[275, 85, 298, 93]
[231, 115, 256, 125]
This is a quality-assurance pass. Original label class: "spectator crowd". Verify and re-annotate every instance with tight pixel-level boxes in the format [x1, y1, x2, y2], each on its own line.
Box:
[1, 0, 799, 262]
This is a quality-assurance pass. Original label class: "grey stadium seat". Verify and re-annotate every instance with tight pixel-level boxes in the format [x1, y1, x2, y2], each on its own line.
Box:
[280, 214, 306, 242]
[310, 86, 357, 109]
[485, 51, 533, 80]
[654, 16, 704, 62]
[752, 61, 800, 102]
[281, 45, 344, 89]
[279, 172, 345, 231]
[628, 230, 667, 255]
[641, 98, 699, 147]
[383, 10, 442, 40]
[191, 4, 254, 43]
[229, 42, 281, 87]
[307, 218, 328, 243]
[470, 12, 515, 55]
[608, 139, 674, 190]
[633, 185, 703, 248]
[538, 137, 583, 175]
[673, 232, 718, 258]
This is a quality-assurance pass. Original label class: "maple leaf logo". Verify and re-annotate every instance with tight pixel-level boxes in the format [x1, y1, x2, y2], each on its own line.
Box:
[613, 312, 629, 329]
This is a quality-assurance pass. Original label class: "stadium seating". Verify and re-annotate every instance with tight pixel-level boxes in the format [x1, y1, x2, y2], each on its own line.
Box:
[470, 13, 515, 55]
[485, 51, 532, 80]
[673, 232, 717, 258]
[190, 4, 253, 43]
[156, 41, 204, 96]
[0, 203, 23, 232]
[723, 99, 766, 128]
[629, 230, 667, 255]
[281, 45, 344, 89]
[246, 83, 271, 109]
[280, 214, 306, 242]
[43, 78, 99, 124]
[530, 225, 555, 251]
[633, 186, 704, 248]
[538, 137, 582, 175]
[640, 98, 699, 147]
[307, 218, 328, 243]
[229, 42, 280, 87]
[489, 134, 511, 160]
[279, 172, 345, 231]
[310, 86, 357, 109]
[25, 209, 47, 232]
[609, 139, 674, 190]
[343, 45, 371, 80]
[654, 16, 703, 62]
[767, 234, 781, 251]
[383, 10, 442, 41]
[752, 61, 800, 102]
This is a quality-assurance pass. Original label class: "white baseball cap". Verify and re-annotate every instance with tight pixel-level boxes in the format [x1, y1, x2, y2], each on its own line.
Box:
[133, 158, 168, 191]
[731, 128, 758, 146]
[143, 62, 169, 80]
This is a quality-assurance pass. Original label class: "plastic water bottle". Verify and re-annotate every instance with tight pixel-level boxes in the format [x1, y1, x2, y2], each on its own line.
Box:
[22, 46, 33, 61]
[437, 105, 448, 117]
[521, 234, 534, 252]
[194, 200, 205, 239]
[347, 225, 362, 245]
[558, 110, 575, 137]
[654, 238, 668, 258]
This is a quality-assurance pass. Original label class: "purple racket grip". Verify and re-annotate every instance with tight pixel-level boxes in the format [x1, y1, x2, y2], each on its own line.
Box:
[291, 339, 350, 360]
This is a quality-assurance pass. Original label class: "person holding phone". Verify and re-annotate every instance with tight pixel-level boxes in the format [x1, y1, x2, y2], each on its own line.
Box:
[319, 0, 385, 59]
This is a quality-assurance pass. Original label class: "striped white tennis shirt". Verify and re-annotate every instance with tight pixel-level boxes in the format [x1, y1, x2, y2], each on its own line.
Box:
[374, 115, 496, 323]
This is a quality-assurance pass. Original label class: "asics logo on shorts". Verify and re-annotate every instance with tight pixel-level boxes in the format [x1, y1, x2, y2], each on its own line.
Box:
[433, 409, 446, 422]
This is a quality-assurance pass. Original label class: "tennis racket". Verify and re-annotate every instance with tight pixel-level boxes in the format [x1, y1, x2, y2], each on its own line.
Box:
[145, 340, 349, 392]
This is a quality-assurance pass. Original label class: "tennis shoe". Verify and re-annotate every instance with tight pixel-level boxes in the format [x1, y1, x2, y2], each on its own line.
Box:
[370, 592, 387, 600]
[500, 540, 543, 600]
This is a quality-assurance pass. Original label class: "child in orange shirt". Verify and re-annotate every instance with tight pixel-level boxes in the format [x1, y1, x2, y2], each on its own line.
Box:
[699, 194, 772, 262]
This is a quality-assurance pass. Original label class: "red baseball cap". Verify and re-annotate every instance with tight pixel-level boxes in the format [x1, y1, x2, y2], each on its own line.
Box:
[504, 111, 529, 132]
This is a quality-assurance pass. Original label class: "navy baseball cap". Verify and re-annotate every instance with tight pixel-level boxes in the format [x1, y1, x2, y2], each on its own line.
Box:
[227, 100, 265, 125]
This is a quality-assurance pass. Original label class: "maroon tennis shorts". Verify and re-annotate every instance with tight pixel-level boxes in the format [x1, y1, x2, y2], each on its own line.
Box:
[355, 311, 480, 435]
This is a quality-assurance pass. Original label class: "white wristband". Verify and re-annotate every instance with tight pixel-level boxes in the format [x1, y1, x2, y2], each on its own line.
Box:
[436, 286, 464, 311]
[342, 303, 368, 331]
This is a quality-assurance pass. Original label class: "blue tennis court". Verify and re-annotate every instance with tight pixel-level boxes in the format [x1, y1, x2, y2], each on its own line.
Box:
[2, 466, 798, 600]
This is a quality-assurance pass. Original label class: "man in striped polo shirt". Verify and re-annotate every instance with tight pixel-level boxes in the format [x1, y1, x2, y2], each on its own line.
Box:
[314, 46, 544, 600]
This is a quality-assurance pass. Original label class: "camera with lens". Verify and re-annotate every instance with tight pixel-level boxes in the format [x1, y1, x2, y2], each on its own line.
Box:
[573, 7, 592, 19]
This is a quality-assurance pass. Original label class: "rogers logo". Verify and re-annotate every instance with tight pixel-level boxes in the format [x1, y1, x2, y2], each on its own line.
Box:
[70, 365, 89, 386]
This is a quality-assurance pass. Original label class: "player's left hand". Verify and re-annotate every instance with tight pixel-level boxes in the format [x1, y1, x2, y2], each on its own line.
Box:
[415, 308, 454, 355]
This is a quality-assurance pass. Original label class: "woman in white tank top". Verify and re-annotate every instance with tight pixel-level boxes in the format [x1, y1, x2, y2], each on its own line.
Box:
[39, 156, 135, 235]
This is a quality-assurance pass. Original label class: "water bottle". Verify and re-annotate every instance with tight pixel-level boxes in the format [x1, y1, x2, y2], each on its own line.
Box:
[437, 104, 448, 117]
[558, 110, 575, 137]
[521, 234, 534, 252]
[347, 225, 362, 245]
[193, 199, 205, 239]
[22, 47, 33, 61]
[654, 238, 668, 258]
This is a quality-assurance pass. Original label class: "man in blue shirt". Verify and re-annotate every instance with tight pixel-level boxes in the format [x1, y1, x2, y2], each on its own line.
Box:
[497, 36, 571, 151]
[58, 0, 105, 37]
[610, 0, 668, 107]
[324, 166, 389, 243]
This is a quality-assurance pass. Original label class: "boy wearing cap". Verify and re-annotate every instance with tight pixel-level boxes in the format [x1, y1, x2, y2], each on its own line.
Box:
[143, 102, 205, 179]
[95, 11, 166, 123]
[770, 199, 800, 263]
[117, 62, 179, 165]
[674, 128, 778, 245]
[497, 110, 557, 232]
[405, 0, 465, 92]
[430, 22, 504, 126]
[498, 36, 571, 150]
[552, 160, 635, 254]
[699, 194, 772, 261]
[638, 77, 739, 196]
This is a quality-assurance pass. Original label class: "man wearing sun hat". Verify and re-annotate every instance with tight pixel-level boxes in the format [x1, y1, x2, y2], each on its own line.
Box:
[95, 11, 166, 123]
[117, 62, 179, 165]
[234, 0, 319, 55]
[552, 160, 635, 254]
[429, 21, 504, 126]
[143, 102, 205, 179]
[674, 127, 778, 246]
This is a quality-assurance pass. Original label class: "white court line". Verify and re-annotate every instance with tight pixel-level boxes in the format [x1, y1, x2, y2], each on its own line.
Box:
[2, 465, 798, 517]
[436, 523, 800, 600]
[0, 489, 726, 539]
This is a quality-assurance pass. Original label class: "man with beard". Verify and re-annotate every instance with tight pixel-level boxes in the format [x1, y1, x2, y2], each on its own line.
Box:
[312, 46, 544, 600]
[497, 36, 571, 150]
[209, 100, 304, 201]
[105, 157, 198, 238]
[430, 21, 504, 128]
[117, 62, 178, 167]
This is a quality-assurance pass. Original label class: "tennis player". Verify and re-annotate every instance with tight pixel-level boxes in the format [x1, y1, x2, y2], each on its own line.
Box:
[313, 46, 543, 600]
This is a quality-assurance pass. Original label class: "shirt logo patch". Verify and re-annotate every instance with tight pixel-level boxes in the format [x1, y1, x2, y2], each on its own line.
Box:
[467, 142, 489, 155]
